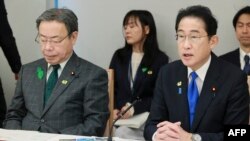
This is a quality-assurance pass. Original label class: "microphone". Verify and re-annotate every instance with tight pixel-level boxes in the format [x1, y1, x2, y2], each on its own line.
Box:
[107, 97, 141, 141]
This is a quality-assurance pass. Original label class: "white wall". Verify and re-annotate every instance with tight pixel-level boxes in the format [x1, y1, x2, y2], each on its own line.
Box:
[0, 0, 249, 106]
[57, 0, 248, 65]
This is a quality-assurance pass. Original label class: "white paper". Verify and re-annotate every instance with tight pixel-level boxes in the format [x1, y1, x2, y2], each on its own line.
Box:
[114, 112, 149, 129]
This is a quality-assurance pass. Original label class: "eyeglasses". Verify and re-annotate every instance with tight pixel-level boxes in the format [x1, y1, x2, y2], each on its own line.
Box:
[176, 34, 209, 44]
[35, 33, 71, 45]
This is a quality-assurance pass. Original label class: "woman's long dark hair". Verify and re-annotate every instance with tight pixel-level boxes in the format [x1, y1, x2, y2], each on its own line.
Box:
[117, 10, 166, 66]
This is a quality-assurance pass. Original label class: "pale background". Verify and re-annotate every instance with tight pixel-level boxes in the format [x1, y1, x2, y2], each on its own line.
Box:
[0, 0, 249, 106]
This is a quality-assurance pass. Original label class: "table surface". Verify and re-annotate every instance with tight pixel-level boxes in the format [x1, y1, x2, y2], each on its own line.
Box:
[0, 128, 143, 141]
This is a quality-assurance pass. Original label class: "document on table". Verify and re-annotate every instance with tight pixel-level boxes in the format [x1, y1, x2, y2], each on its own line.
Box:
[114, 112, 149, 128]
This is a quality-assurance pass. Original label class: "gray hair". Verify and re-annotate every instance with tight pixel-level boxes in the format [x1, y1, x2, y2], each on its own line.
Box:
[36, 8, 78, 35]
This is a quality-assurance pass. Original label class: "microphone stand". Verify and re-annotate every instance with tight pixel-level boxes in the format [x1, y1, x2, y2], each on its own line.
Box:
[107, 97, 141, 141]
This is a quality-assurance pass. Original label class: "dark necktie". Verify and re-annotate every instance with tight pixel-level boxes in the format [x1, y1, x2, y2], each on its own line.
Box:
[188, 71, 199, 127]
[243, 55, 250, 75]
[44, 64, 60, 105]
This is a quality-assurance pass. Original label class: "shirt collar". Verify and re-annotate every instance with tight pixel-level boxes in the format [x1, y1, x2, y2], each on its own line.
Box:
[239, 47, 249, 69]
[47, 53, 72, 71]
[240, 47, 247, 60]
[187, 55, 211, 81]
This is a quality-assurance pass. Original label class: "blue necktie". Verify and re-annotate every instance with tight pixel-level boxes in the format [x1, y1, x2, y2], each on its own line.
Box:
[188, 71, 199, 127]
[44, 64, 60, 105]
[243, 55, 250, 75]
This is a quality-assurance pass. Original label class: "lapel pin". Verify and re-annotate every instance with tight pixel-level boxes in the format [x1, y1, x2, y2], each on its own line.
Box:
[71, 71, 75, 76]
[142, 67, 148, 73]
[147, 70, 153, 75]
[62, 80, 68, 85]
[177, 81, 182, 86]
[211, 86, 216, 97]
[177, 81, 182, 95]
[36, 67, 44, 80]
[212, 87, 216, 92]
[178, 88, 182, 95]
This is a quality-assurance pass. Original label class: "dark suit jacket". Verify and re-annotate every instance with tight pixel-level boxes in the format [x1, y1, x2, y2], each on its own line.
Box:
[0, 0, 21, 127]
[109, 47, 169, 115]
[144, 53, 249, 141]
[0, 80, 6, 128]
[219, 48, 240, 67]
[4, 52, 109, 136]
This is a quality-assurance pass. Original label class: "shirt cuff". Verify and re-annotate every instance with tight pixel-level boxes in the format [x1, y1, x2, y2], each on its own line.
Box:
[152, 131, 157, 141]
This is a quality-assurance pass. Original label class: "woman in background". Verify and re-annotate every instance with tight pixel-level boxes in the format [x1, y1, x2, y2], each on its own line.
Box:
[109, 10, 169, 140]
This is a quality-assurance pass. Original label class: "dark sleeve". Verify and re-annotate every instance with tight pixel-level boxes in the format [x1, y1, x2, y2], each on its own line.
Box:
[0, 80, 7, 128]
[0, 0, 22, 73]
[144, 66, 168, 140]
[109, 50, 120, 70]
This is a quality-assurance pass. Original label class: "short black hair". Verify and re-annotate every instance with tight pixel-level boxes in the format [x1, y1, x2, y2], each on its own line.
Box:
[175, 5, 218, 36]
[36, 8, 78, 35]
[232, 6, 250, 29]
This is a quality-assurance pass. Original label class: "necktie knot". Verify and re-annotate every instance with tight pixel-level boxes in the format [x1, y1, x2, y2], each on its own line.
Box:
[244, 55, 250, 64]
[243, 55, 250, 75]
[52, 64, 60, 70]
[190, 71, 198, 80]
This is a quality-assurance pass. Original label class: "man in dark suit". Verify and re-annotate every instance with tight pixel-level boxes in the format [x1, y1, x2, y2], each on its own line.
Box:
[220, 6, 250, 71]
[219, 6, 250, 124]
[144, 5, 249, 141]
[0, 0, 22, 127]
[3, 8, 109, 136]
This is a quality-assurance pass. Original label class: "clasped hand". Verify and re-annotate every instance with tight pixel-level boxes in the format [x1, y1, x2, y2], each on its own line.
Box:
[155, 121, 192, 141]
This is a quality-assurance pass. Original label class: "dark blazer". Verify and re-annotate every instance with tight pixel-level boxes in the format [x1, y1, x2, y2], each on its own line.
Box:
[219, 48, 240, 67]
[109, 47, 169, 115]
[0, 80, 6, 128]
[144, 53, 249, 141]
[0, 0, 21, 127]
[4, 52, 109, 136]
[0, 0, 21, 73]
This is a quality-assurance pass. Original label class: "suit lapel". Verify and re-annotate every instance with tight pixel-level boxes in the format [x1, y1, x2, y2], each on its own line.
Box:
[191, 54, 220, 131]
[231, 49, 240, 67]
[36, 60, 47, 117]
[126, 50, 132, 95]
[42, 53, 80, 115]
[235, 49, 240, 67]
[174, 62, 190, 130]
